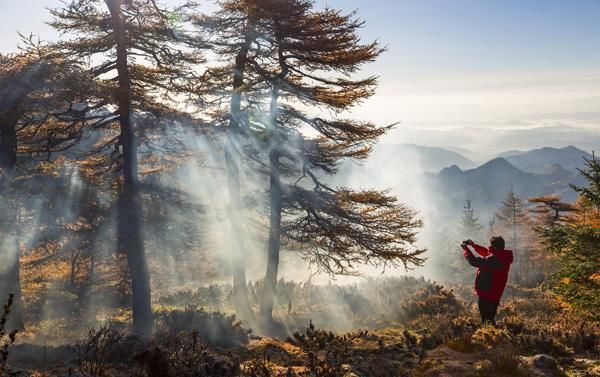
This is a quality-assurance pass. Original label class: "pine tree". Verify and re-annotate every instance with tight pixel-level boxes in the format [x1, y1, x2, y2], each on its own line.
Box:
[50, 0, 204, 337]
[495, 190, 535, 285]
[572, 154, 600, 208]
[439, 198, 486, 284]
[457, 198, 484, 242]
[496, 190, 528, 248]
[535, 157, 600, 318]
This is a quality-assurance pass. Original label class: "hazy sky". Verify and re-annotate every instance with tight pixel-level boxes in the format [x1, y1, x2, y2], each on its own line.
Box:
[2, 0, 600, 125]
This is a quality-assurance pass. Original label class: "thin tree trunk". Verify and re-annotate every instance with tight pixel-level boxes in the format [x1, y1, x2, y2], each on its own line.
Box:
[79, 248, 96, 324]
[0, 118, 24, 330]
[78, 187, 98, 323]
[226, 32, 254, 318]
[260, 35, 287, 324]
[260, 149, 282, 323]
[512, 200, 520, 284]
[107, 0, 152, 338]
[0, 114, 18, 171]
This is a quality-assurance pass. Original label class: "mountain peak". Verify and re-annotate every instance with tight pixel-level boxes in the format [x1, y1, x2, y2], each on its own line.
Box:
[439, 164, 462, 176]
[564, 145, 582, 152]
[479, 157, 518, 171]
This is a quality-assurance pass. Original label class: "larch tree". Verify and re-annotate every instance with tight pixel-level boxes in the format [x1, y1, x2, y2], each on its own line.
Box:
[243, 0, 426, 324]
[193, 0, 269, 318]
[0, 41, 92, 330]
[0, 39, 91, 174]
[49, 0, 204, 337]
[529, 195, 578, 226]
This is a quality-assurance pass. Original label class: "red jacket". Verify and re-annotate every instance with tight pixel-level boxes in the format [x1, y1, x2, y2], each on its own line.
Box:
[462, 243, 513, 302]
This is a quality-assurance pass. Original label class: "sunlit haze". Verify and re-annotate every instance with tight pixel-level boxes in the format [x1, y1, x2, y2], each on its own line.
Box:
[1, 2, 599, 372]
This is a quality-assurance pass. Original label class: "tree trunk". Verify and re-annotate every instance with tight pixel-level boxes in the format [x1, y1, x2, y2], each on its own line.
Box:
[260, 149, 282, 323]
[0, 236, 24, 331]
[117, 190, 152, 337]
[78, 187, 99, 323]
[260, 75, 283, 323]
[0, 116, 25, 331]
[226, 32, 254, 319]
[107, 0, 152, 338]
[79, 248, 96, 324]
[0, 113, 18, 172]
[226, 153, 253, 318]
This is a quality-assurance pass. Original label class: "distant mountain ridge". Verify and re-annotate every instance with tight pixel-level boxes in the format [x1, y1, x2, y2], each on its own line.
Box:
[333, 143, 589, 221]
[499, 146, 593, 173]
[426, 156, 584, 218]
[333, 143, 475, 187]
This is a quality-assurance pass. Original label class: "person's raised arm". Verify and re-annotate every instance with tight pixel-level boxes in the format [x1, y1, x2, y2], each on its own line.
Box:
[471, 241, 490, 257]
[463, 244, 486, 268]
[463, 243, 504, 269]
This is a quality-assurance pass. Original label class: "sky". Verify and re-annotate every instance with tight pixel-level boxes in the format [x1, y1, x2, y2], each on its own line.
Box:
[1, 0, 600, 128]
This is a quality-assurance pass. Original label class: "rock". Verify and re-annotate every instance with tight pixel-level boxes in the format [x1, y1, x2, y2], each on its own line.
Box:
[533, 354, 558, 370]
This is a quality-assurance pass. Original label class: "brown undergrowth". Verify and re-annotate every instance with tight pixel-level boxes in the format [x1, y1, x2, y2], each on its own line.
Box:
[3, 281, 599, 376]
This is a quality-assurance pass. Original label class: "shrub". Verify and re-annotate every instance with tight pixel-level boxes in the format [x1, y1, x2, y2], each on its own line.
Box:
[398, 285, 464, 322]
[154, 306, 251, 347]
[74, 326, 141, 377]
[471, 325, 512, 349]
[502, 294, 598, 357]
[484, 345, 533, 377]
[137, 332, 240, 377]
[287, 322, 357, 377]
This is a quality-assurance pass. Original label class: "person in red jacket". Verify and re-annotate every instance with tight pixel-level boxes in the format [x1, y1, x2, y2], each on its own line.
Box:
[461, 237, 513, 325]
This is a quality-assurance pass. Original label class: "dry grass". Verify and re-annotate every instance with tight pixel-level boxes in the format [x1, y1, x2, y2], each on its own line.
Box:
[5, 280, 599, 376]
[446, 334, 477, 354]
[484, 345, 533, 377]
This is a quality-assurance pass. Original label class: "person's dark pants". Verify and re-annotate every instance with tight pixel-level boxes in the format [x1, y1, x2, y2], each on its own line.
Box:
[478, 297, 499, 325]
